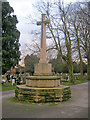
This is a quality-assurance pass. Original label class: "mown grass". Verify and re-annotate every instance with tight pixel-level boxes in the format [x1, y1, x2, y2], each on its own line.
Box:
[0, 86, 2, 91]
[1, 82, 16, 91]
[0, 78, 88, 91]
[61, 79, 88, 86]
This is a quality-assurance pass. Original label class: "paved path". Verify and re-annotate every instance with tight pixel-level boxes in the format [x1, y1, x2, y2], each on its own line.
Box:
[2, 82, 88, 118]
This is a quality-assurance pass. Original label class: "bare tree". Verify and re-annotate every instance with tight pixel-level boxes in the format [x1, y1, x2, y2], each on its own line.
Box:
[26, 0, 89, 82]
[87, 1, 90, 80]
[27, 0, 74, 82]
[42, 0, 74, 82]
[69, 3, 84, 80]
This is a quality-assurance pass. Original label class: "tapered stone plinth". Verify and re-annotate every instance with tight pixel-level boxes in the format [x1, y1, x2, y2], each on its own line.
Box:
[34, 63, 52, 76]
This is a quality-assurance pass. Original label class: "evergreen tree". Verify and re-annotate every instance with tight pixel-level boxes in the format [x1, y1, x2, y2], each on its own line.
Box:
[2, 2, 21, 74]
[24, 54, 39, 75]
[49, 58, 68, 73]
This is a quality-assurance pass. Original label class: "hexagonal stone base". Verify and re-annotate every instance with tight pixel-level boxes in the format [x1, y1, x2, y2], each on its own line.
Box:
[15, 85, 71, 103]
[26, 76, 60, 87]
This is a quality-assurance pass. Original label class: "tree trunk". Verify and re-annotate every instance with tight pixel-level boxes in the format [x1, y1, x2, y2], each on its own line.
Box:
[87, 1, 90, 80]
[77, 39, 84, 80]
[67, 55, 74, 83]
[67, 44, 74, 83]
[64, 21, 74, 83]
[87, 40, 90, 80]
[74, 23, 84, 80]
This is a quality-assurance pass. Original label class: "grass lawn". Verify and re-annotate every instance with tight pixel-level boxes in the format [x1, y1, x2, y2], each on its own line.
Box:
[0, 86, 2, 91]
[61, 79, 88, 86]
[1, 82, 16, 91]
[0, 79, 88, 91]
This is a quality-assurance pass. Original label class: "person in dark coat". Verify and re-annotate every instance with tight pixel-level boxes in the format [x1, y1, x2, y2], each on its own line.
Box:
[17, 75, 21, 85]
[6, 74, 10, 82]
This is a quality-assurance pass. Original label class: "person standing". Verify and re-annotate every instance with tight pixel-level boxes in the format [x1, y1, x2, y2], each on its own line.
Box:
[6, 74, 10, 82]
[17, 75, 21, 85]
[11, 75, 16, 86]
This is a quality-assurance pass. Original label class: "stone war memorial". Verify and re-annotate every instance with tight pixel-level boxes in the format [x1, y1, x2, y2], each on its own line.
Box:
[15, 14, 71, 103]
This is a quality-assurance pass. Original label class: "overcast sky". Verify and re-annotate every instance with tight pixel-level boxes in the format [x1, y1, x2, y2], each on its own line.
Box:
[7, 0, 88, 65]
[7, 0, 36, 48]
[7, 0, 87, 47]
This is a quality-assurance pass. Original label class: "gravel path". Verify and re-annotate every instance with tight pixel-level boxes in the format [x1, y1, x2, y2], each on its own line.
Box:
[2, 82, 88, 118]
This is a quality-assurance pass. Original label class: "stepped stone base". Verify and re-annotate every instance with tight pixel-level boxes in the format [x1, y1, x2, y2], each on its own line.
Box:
[15, 85, 71, 103]
[26, 76, 60, 87]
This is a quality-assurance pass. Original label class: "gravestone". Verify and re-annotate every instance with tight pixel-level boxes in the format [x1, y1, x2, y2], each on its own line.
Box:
[15, 14, 71, 103]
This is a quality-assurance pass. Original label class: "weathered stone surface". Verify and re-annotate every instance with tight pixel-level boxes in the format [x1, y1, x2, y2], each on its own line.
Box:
[37, 14, 50, 64]
[15, 14, 71, 103]
[26, 75, 60, 87]
[15, 85, 71, 103]
[34, 63, 52, 75]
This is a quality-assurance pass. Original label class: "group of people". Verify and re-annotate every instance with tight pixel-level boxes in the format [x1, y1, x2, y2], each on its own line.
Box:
[10, 74, 21, 85]
[2, 74, 22, 85]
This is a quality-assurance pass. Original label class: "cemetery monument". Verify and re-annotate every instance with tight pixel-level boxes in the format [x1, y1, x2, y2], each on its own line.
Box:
[15, 14, 71, 102]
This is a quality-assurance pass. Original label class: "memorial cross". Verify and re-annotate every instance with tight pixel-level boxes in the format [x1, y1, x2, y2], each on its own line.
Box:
[37, 14, 50, 63]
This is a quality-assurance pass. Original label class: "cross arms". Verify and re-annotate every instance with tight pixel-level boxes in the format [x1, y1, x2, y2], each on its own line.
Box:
[37, 19, 50, 25]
